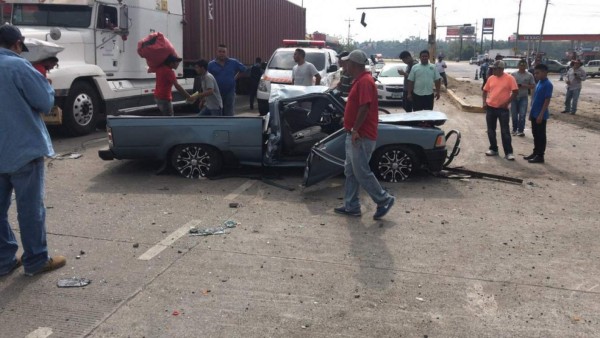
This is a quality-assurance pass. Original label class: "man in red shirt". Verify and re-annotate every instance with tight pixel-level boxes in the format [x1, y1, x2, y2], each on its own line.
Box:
[32, 56, 58, 84]
[154, 54, 191, 116]
[334, 50, 395, 220]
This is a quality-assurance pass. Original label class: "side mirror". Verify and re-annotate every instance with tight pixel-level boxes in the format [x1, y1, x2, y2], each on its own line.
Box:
[48, 27, 61, 41]
[327, 65, 338, 73]
[117, 4, 129, 39]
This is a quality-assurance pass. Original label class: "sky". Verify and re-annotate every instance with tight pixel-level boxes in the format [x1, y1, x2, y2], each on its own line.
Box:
[286, 0, 599, 44]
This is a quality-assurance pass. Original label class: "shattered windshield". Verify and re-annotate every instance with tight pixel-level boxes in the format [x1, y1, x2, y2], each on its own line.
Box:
[12, 4, 92, 28]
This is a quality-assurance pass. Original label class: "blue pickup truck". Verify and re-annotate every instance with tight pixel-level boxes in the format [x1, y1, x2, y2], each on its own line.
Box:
[98, 86, 460, 186]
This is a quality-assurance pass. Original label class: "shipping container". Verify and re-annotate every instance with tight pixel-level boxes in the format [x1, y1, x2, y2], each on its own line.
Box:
[182, 0, 305, 65]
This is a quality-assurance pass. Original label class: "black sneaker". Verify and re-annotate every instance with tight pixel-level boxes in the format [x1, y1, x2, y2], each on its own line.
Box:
[528, 155, 544, 163]
[373, 196, 395, 220]
[334, 206, 362, 217]
[523, 153, 536, 160]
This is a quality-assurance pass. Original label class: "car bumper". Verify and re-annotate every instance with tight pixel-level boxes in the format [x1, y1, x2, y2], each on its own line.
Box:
[424, 147, 447, 172]
[98, 148, 115, 161]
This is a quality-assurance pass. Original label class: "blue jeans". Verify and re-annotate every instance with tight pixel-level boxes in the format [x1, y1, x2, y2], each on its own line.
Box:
[511, 96, 528, 133]
[0, 158, 49, 275]
[199, 107, 223, 116]
[221, 91, 235, 116]
[343, 135, 391, 211]
[486, 106, 513, 155]
[155, 98, 174, 116]
[565, 88, 581, 113]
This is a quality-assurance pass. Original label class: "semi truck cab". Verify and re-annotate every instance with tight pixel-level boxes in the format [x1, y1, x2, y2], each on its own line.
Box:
[5, 0, 193, 136]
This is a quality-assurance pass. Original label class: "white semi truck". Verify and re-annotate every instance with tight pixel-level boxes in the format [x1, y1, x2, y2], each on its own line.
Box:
[5, 0, 193, 135]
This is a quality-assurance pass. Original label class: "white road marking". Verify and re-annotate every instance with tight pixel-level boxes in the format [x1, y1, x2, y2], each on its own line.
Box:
[138, 220, 202, 261]
[25, 327, 53, 338]
[224, 180, 256, 201]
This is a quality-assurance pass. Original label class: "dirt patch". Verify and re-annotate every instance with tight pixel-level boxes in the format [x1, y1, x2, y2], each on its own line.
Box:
[447, 75, 600, 132]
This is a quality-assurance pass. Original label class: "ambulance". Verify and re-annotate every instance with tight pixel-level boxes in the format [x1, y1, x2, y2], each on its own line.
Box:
[256, 40, 341, 115]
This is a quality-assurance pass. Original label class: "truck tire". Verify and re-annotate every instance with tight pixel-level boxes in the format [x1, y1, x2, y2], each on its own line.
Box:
[370, 145, 420, 182]
[62, 81, 100, 136]
[258, 99, 269, 116]
[170, 144, 223, 179]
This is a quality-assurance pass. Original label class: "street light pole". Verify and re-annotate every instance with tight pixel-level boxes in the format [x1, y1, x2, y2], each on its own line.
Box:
[515, 0, 522, 54]
[537, 0, 549, 56]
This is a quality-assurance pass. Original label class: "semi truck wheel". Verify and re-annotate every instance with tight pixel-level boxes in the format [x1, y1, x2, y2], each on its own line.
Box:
[370, 145, 420, 182]
[62, 81, 100, 136]
[170, 144, 223, 178]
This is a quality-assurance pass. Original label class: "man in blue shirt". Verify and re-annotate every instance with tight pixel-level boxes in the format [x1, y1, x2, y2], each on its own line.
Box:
[0, 25, 66, 276]
[524, 63, 553, 164]
[208, 44, 247, 116]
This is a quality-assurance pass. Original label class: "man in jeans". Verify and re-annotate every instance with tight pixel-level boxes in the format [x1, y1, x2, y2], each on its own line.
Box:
[510, 59, 535, 136]
[0, 24, 66, 276]
[208, 44, 247, 116]
[190, 59, 223, 116]
[398, 50, 416, 112]
[562, 59, 586, 115]
[482, 60, 518, 160]
[524, 64, 553, 164]
[333, 50, 395, 220]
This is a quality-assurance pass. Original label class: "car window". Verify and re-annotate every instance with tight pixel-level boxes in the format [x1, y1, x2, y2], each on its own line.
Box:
[267, 50, 326, 71]
[503, 59, 520, 69]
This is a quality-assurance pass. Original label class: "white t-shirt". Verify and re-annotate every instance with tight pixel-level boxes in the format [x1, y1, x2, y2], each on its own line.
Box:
[292, 62, 319, 86]
[435, 60, 447, 73]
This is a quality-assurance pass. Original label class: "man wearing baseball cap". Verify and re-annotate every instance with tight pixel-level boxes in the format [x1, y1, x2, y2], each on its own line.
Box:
[334, 50, 395, 220]
[482, 60, 518, 160]
[0, 24, 67, 276]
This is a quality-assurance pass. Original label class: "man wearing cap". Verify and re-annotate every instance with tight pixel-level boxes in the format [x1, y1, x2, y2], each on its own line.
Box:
[562, 59, 586, 115]
[510, 59, 536, 136]
[406, 50, 441, 111]
[155, 54, 191, 116]
[336, 51, 352, 96]
[334, 50, 395, 220]
[482, 60, 519, 160]
[0, 24, 66, 276]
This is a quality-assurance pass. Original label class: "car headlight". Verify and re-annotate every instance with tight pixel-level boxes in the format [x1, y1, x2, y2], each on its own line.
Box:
[377, 85, 384, 90]
[258, 79, 269, 92]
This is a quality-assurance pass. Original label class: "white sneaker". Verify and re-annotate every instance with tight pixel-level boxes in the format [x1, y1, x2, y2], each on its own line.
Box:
[485, 150, 498, 156]
[505, 153, 515, 161]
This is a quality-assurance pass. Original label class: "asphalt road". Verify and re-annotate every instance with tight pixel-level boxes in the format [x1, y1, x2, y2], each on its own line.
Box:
[1, 95, 600, 337]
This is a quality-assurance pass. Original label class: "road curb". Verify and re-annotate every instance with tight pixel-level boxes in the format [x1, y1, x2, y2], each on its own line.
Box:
[446, 89, 485, 114]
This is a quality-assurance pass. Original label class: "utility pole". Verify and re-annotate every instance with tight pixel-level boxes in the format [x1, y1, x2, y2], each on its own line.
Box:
[515, 0, 522, 54]
[429, 0, 436, 61]
[538, 0, 550, 56]
[345, 18, 355, 49]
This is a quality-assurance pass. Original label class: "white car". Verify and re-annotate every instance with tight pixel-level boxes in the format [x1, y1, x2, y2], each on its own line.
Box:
[376, 63, 406, 103]
[501, 57, 522, 74]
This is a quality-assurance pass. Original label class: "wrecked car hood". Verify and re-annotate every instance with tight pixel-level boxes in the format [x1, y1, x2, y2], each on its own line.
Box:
[378, 110, 447, 126]
[269, 84, 329, 102]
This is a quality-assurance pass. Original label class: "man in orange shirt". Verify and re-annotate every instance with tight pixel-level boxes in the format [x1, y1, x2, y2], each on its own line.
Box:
[482, 60, 518, 160]
[154, 54, 191, 116]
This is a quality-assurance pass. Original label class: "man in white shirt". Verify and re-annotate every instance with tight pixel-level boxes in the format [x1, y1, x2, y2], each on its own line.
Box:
[435, 55, 447, 88]
[292, 48, 321, 86]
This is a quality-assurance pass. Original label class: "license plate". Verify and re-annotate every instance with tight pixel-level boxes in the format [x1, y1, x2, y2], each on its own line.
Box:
[391, 93, 402, 98]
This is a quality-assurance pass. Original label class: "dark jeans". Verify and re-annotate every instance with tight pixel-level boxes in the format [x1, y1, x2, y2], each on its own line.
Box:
[530, 117, 547, 156]
[402, 90, 413, 112]
[486, 106, 513, 155]
[440, 72, 448, 87]
[249, 81, 259, 109]
[412, 93, 434, 111]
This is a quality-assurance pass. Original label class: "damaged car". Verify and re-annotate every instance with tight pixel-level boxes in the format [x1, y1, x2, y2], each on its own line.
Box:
[99, 85, 460, 186]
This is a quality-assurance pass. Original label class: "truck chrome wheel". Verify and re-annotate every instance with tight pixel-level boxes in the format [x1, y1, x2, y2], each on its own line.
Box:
[62, 81, 100, 136]
[171, 144, 222, 179]
[72, 93, 94, 126]
[371, 145, 419, 182]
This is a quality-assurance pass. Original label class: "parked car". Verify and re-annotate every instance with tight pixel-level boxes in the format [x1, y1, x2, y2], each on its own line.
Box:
[99, 85, 460, 185]
[374, 62, 385, 75]
[501, 57, 522, 74]
[583, 60, 600, 77]
[375, 63, 406, 103]
[545, 59, 568, 73]
[469, 57, 478, 65]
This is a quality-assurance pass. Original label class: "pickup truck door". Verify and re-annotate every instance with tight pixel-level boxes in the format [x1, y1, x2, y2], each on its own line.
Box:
[303, 128, 346, 187]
